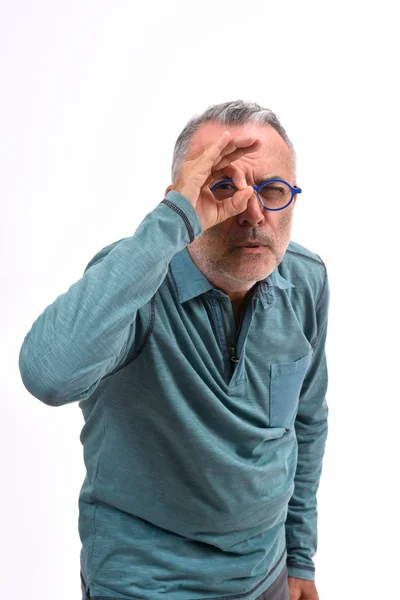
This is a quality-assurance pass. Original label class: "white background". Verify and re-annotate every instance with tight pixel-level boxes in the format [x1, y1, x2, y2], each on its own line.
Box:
[1, 1, 399, 599]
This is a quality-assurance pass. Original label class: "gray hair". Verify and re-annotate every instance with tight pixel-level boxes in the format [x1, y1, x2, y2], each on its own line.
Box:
[171, 99, 297, 184]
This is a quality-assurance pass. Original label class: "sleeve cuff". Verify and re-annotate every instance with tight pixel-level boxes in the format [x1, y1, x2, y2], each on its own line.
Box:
[287, 563, 315, 581]
[165, 190, 203, 240]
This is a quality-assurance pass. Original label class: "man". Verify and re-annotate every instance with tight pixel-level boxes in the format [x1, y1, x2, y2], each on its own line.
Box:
[18, 100, 329, 600]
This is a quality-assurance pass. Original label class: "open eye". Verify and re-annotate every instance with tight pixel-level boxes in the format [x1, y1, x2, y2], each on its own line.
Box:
[216, 182, 235, 191]
[211, 181, 238, 200]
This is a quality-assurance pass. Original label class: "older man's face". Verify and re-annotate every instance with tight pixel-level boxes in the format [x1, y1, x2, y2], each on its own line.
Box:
[170, 122, 297, 296]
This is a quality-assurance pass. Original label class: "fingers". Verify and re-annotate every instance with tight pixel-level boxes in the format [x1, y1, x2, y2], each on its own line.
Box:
[181, 130, 260, 219]
[213, 140, 261, 171]
[203, 131, 262, 171]
[219, 183, 254, 220]
[220, 163, 248, 190]
[205, 162, 248, 191]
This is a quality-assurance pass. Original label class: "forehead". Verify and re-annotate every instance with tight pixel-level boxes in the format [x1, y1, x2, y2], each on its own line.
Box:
[187, 121, 293, 174]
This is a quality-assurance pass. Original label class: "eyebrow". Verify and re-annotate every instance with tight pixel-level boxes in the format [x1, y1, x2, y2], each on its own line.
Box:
[256, 175, 284, 184]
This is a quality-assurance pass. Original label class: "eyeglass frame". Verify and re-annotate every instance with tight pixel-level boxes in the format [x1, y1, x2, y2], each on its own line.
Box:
[209, 178, 302, 211]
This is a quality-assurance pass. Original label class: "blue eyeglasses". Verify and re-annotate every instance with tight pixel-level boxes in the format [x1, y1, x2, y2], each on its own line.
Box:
[210, 178, 302, 211]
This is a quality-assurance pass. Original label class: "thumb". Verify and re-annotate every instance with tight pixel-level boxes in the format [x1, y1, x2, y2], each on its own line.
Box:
[226, 185, 254, 216]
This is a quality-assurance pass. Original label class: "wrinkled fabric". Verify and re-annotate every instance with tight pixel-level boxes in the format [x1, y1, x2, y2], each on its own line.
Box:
[19, 190, 329, 600]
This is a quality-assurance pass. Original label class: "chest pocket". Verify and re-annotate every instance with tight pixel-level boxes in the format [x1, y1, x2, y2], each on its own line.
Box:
[269, 350, 313, 429]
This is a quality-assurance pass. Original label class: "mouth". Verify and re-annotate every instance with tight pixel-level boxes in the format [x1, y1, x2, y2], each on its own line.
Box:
[235, 245, 267, 254]
[236, 243, 267, 248]
[237, 242, 265, 248]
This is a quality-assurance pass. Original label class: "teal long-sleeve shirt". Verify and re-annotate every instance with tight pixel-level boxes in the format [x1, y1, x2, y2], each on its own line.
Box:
[18, 190, 330, 600]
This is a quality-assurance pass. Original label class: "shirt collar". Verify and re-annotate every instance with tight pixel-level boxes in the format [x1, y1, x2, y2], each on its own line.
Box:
[169, 247, 295, 306]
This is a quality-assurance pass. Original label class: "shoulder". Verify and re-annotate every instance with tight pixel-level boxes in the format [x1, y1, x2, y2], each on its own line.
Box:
[279, 240, 328, 306]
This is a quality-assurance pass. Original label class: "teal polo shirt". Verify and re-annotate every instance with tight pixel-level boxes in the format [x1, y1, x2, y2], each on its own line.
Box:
[18, 189, 330, 600]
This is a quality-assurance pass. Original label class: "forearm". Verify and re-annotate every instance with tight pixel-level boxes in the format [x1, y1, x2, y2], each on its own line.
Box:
[286, 404, 328, 579]
[18, 191, 201, 405]
[285, 263, 330, 580]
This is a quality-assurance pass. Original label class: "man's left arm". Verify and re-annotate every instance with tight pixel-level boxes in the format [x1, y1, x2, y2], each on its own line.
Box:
[285, 263, 330, 585]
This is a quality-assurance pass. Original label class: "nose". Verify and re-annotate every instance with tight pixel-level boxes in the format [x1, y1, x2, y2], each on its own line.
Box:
[237, 188, 266, 226]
